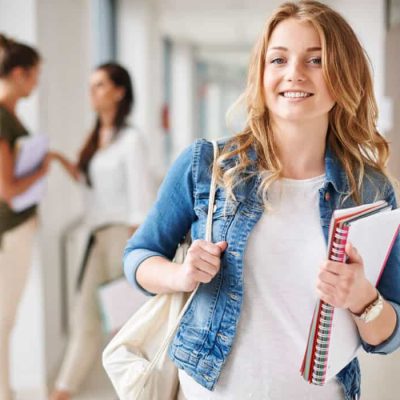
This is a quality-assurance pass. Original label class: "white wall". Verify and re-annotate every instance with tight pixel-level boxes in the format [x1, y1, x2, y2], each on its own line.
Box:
[325, 0, 391, 133]
[117, 0, 165, 177]
[36, 0, 93, 388]
[171, 42, 196, 158]
[158, 0, 280, 47]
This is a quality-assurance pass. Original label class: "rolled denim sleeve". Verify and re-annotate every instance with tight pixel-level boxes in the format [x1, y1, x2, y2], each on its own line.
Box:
[123, 142, 197, 294]
[361, 183, 400, 354]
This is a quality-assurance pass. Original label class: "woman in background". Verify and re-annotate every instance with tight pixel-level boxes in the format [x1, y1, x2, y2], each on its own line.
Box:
[0, 34, 51, 400]
[50, 63, 154, 400]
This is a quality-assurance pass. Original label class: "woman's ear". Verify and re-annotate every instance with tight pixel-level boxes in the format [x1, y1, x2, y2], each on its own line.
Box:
[115, 87, 125, 102]
[9, 66, 25, 84]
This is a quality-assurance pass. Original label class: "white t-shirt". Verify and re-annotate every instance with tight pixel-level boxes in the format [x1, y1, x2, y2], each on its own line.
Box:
[179, 175, 345, 400]
[83, 127, 155, 229]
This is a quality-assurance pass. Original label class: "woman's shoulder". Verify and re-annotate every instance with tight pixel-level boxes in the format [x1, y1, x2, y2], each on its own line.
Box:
[185, 135, 253, 177]
[192, 136, 232, 162]
[118, 124, 140, 139]
[0, 106, 13, 131]
[117, 125, 146, 148]
[186, 137, 233, 193]
[0, 106, 27, 143]
[363, 166, 396, 203]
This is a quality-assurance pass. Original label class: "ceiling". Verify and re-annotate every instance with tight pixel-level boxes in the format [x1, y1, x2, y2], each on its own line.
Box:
[157, 0, 284, 47]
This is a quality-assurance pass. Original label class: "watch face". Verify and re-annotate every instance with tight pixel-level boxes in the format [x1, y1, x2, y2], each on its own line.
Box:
[364, 304, 383, 323]
[363, 294, 384, 323]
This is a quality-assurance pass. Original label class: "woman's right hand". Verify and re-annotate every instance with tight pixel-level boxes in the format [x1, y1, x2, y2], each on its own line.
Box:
[175, 239, 228, 292]
[49, 151, 81, 181]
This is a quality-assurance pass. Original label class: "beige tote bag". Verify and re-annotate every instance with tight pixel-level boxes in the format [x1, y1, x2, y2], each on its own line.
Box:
[102, 141, 219, 400]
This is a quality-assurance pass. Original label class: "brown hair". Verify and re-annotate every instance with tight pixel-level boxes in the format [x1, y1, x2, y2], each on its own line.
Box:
[216, 0, 391, 205]
[0, 33, 40, 77]
[77, 62, 134, 185]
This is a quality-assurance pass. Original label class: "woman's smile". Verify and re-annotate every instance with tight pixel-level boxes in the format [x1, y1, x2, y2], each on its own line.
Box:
[279, 91, 314, 101]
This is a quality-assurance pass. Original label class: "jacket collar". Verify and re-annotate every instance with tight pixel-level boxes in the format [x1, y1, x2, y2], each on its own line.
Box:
[227, 138, 349, 203]
[245, 142, 349, 202]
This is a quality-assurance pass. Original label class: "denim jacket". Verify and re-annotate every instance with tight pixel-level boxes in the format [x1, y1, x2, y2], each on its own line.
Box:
[124, 138, 400, 400]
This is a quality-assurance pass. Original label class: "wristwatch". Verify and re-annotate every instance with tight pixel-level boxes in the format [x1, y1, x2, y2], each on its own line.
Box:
[352, 290, 384, 323]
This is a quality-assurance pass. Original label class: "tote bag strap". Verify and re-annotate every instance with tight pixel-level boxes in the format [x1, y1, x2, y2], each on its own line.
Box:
[205, 140, 218, 242]
[148, 140, 219, 370]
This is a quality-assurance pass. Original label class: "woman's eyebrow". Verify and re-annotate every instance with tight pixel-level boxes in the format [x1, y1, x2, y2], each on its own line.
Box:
[267, 46, 322, 52]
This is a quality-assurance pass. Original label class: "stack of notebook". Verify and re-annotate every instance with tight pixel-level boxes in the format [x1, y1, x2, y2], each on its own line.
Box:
[301, 200, 400, 385]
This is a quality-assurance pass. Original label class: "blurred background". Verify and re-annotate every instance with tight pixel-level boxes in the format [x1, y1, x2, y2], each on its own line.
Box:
[0, 0, 400, 399]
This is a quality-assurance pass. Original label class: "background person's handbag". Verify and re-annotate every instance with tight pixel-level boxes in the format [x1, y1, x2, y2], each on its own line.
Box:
[97, 275, 148, 335]
[102, 141, 219, 400]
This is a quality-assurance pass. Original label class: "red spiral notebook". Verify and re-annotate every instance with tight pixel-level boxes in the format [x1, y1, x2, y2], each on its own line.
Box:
[301, 200, 400, 385]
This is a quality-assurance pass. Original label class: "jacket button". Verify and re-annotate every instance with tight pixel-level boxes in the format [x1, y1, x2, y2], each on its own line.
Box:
[324, 192, 331, 201]
[228, 292, 239, 301]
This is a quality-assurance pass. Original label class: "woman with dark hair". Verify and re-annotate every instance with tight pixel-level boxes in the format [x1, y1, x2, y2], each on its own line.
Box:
[0, 33, 51, 400]
[50, 63, 154, 400]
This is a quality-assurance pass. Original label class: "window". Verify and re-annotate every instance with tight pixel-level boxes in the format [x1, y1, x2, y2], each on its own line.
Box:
[387, 0, 400, 30]
[91, 0, 117, 64]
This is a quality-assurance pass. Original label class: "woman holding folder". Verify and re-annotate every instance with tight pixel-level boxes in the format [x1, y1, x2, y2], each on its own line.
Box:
[0, 34, 51, 400]
[49, 63, 154, 400]
[122, 1, 400, 399]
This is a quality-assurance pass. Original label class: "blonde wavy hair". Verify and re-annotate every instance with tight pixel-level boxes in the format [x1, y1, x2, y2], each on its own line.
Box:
[215, 0, 391, 205]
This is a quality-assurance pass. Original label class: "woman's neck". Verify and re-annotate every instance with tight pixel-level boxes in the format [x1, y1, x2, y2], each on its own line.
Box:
[98, 109, 118, 148]
[97, 109, 118, 148]
[272, 117, 328, 179]
[99, 108, 117, 130]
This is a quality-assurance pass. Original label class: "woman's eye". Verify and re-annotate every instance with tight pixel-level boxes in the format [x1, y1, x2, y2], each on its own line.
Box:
[271, 58, 285, 65]
[309, 57, 322, 65]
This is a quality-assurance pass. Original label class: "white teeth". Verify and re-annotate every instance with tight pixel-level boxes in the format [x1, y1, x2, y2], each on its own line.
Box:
[282, 92, 311, 98]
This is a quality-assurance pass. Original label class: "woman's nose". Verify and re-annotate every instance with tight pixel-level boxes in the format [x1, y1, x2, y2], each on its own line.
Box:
[285, 60, 306, 82]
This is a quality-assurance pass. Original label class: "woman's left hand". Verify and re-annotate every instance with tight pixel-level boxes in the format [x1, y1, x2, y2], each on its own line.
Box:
[316, 241, 377, 314]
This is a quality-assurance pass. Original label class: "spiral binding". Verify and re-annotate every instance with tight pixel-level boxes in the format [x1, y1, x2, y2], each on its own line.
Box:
[311, 224, 349, 385]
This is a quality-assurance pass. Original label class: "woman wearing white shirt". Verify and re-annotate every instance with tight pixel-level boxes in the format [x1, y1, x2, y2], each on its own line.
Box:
[49, 63, 154, 400]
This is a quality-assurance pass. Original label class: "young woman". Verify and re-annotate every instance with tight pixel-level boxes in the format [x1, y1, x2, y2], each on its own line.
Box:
[0, 34, 51, 400]
[123, 1, 400, 399]
[50, 63, 154, 400]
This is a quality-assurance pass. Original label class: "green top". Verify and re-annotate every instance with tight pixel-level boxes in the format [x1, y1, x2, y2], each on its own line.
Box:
[0, 105, 37, 243]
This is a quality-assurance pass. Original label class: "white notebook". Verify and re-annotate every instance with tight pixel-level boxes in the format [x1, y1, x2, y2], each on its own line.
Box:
[11, 135, 48, 212]
[301, 202, 400, 385]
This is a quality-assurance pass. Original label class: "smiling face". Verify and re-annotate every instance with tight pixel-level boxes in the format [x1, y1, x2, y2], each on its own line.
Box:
[263, 18, 335, 125]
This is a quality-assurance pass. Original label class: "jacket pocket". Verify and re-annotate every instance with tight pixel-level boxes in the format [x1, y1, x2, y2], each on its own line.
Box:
[194, 196, 239, 242]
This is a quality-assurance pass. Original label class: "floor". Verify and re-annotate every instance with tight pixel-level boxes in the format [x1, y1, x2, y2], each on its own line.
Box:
[73, 357, 116, 400]
[15, 357, 116, 400]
